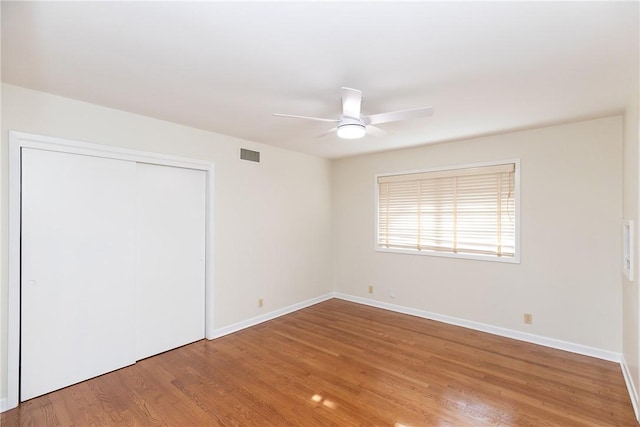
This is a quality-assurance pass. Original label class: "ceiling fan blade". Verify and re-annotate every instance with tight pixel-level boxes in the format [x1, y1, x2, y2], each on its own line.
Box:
[365, 125, 388, 137]
[341, 87, 362, 119]
[364, 106, 433, 125]
[316, 127, 338, 138]
[273, 113, 339, 123]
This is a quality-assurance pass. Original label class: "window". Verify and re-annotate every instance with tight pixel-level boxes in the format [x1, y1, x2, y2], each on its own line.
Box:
[376, 161, 519, 262]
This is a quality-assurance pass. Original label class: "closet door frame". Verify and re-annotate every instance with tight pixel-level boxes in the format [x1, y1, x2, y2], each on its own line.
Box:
[6, 131, 216, 410]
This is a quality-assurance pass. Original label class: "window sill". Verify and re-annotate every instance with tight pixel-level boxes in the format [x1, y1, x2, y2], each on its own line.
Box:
[375, 246, 521, 264]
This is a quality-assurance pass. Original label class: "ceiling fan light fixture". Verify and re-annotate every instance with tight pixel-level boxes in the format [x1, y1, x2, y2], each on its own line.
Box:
[337, 123, 366, 139]
[274, 87, 433, 140]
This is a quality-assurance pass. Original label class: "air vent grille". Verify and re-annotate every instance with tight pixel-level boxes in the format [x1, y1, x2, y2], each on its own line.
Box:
[240, 148, 260, 163]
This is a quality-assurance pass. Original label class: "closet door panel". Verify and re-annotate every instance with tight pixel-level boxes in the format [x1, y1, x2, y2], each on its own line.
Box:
[21, 148, 137, 401]
[135, 163, 206, 360]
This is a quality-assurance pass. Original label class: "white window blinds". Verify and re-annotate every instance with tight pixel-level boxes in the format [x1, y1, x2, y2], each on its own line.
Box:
[377, 163, 516, 258]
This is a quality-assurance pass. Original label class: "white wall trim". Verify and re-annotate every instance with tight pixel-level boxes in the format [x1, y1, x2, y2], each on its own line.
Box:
[212, 293, 334, 339]
[622, 354, 640, 421]
[334, 293, 622, 363]
[9, 131, 211, 170]
[4, 282, 628, 412]
[204, 164, 216, 340]
[7, 134, 21, 410]
[6, 131, 216, 411]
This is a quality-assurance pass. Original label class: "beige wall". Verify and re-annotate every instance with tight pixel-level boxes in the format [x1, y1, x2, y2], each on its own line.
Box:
[0, 84, 334, 401]
[0, 83, 631, 406]
[623, 66, 640, 410]
[333, 117, 623, 352]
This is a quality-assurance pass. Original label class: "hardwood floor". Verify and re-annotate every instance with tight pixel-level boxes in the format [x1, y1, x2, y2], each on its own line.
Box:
[2, 299, 636, 426]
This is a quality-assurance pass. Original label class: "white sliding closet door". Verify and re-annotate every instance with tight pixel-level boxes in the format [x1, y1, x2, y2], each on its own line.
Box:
[21, 148, 137, 401]
[135, 163, 206, 360]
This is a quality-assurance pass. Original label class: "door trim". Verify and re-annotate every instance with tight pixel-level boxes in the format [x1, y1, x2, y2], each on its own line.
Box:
[7, 131, 216, 410]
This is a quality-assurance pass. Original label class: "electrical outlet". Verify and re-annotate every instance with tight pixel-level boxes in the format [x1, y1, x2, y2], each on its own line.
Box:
[368, 285, 373, 294]
[524, 313, 532, 324]
[258, 298, 263, 308]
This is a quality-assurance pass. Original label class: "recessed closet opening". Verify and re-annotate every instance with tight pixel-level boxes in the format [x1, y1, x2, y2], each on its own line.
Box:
[6, 131, 215, 407]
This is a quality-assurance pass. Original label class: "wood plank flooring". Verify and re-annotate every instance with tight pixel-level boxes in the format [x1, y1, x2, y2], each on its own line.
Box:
[2, 299, 636, 426]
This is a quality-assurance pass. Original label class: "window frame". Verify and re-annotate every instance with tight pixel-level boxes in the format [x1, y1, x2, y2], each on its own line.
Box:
[374, 159, 521, 263]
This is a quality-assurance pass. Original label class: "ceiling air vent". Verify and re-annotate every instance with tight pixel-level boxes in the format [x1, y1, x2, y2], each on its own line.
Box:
[240, 148, 260, 163]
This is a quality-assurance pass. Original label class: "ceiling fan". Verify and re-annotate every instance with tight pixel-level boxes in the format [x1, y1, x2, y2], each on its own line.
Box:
[274, 87, 433, 139]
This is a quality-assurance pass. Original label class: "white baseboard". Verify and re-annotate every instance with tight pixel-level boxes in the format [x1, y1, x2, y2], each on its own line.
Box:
[3, 292, 628, 414]
[334, 293, 622, 363]
[212, 292, 334, 339]
[622, 354, 640, 421]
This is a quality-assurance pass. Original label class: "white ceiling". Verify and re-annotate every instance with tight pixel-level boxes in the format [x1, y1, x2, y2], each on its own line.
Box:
[2, 1, 638, 159]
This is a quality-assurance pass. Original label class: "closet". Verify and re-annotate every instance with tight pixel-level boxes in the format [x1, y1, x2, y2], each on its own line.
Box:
[20, 147, 206, 401]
